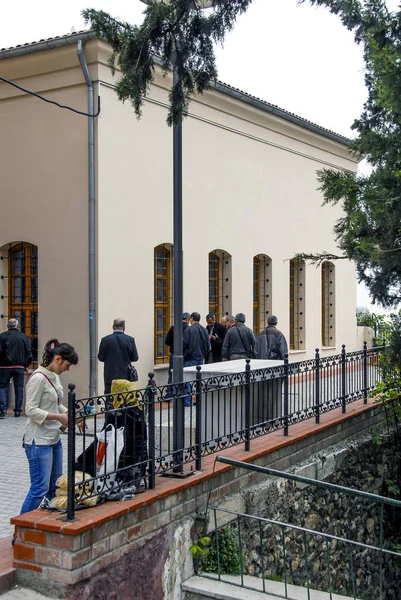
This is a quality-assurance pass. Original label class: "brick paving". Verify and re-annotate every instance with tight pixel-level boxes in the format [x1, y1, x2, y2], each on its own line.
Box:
[0, 414, 69, 541]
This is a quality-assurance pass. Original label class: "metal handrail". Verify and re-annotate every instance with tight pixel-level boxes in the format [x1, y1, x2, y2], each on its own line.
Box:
[214, 456, 401, 508]
[202, 454, 401, 600]
[205, 505, 401, 558]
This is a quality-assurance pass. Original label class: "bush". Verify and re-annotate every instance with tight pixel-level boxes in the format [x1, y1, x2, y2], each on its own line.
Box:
[201, 527, 242, 575]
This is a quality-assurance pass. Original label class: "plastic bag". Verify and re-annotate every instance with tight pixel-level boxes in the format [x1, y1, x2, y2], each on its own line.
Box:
[95, 424, 125, 496]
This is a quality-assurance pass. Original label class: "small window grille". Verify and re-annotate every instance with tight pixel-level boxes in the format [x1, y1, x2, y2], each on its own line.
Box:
[154, 244, 173, 364]
[253, 255, 272, 335]
[321, 261, 335, 346]
[209, 250, 231, 319]
[289, 258, 305, 350]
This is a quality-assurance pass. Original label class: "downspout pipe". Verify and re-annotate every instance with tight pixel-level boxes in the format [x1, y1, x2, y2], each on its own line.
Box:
[77, 39, 97, 397]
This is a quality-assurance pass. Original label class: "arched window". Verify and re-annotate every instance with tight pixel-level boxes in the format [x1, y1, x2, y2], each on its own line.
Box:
[322, 261, 335, 346]
[0, 242, 38, 365]
[253, 254, 272, 335]
[209, 249, 232, 319]
[289, 258, 305, 350]
[154, 244, 173, 364]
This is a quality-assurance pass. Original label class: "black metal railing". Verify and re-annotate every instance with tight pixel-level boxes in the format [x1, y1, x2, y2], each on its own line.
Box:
[66, 343, 384, 519]
[202, 456, 401, 600]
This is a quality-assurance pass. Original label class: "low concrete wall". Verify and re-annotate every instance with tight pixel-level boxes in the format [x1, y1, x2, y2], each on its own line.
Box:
[11, 399, 383, 600]
[356, 326, 374, 348]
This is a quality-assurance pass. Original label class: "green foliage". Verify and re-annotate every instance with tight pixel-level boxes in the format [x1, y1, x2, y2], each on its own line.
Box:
[201, 527, 242, 574]
[370, 313, 401, 462]
[356, 307, 377, 328]
[83, 0, 252, 126]
[190, 535, 211, 559]
[385, 478, 400, 497]
[297, 0, 401, 307]
[356, 308, 391, 344]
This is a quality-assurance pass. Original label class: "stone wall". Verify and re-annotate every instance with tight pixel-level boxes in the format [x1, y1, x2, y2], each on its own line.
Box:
[227, 435, 401, 600]
[12, 400, 384, 600]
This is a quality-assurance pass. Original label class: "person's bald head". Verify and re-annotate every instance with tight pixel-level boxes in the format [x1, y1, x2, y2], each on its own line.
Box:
[113, 318, 125, 331]
[7, 318, 18, 330]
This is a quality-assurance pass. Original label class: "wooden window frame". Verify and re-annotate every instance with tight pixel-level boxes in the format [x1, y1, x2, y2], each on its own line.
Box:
[8, 242, 38, 366]
[253, 255, 272, 335]
[154, 244, 172, 365]
[209, 249, 232, 320]
[253, 256, 261, 335]
[289, 259, 305, 351]
[321, 261, 335, 347]
[208, 251, 220, 318]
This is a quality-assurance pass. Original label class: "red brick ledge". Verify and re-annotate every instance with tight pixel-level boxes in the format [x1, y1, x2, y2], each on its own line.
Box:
[11, 397, 380, 537]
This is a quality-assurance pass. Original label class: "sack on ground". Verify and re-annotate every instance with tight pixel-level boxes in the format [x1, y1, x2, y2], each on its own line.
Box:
[48, 471, 100, 510]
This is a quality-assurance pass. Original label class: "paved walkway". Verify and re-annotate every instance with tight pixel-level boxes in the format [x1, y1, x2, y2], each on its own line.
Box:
[0, 415, 68, 540]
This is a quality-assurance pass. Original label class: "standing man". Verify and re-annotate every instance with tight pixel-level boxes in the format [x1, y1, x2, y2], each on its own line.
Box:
[183, 312, 210, 406]
[255, 315, 288, 360]
[221, 315, 235, 329]
[206, 313, 227, 363]
[165, 312, 190, 388]
[98, 318, 138, 395]
[226, 315, 235, 329]
[0, 318, 32, 418]
[183, 313, 210, 367]
[222, 313, 256, 361]
[255, 315, 288, 423]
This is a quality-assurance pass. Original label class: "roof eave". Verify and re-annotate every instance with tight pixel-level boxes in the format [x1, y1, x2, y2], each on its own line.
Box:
[0, 30, 97, 60]
[0, 31, 352, 148]
[212, 81, 353, 148]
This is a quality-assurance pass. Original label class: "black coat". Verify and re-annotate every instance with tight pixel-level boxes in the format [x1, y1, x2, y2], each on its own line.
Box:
[183, 323, 210, 362]
[206, 321, 227, 362]
[0, 329, 32, 367]
[98, 332, 138, 384]
[165, 322, 189, 354]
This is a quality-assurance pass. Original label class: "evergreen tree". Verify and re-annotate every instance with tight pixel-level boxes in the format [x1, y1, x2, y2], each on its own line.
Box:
[83, 0, 252, 126]
[297, 0, 401, 308]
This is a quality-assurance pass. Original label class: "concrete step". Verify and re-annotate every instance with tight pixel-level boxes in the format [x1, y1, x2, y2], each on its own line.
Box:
[1, 587, 55, 600]
[182, 574, 361, 600]
[0, 538, 15, 596]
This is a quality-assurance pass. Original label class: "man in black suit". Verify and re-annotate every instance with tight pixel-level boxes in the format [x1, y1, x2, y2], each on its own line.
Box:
[206, 313, 227, 362]
[98, 318, 139, 394]
[165, 312, 191, 389]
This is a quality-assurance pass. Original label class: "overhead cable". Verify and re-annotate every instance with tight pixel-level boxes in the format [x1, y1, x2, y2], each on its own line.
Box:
[0, 75, 101, 117]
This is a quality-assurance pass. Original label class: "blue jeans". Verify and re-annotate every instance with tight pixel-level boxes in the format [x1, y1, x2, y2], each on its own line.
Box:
[183, 359, 204, 406]
[20, 440, 63, 514]
[0, 367, 25, 414]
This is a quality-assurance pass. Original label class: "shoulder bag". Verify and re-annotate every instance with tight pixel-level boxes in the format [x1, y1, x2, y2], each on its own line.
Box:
[115, 334, 138, 382]
[265, 330, 281, 360]
[236, 326, 255, 359]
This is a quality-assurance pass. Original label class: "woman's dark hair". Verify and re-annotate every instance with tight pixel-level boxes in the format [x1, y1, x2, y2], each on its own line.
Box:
[41, 339, 79, 368]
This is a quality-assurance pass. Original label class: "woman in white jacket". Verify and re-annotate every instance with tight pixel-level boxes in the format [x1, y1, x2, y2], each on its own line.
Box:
[20, 338, 78, 514]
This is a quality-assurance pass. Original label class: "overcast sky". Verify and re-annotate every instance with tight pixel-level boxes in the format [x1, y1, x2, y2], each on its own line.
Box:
[1, 0, 399, 313]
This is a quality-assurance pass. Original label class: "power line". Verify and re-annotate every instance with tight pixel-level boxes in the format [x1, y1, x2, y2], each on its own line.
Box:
[0, 75, 101, 117]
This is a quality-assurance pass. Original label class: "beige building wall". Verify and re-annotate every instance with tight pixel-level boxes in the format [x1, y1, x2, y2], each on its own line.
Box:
[1, 38, 359, 396]
[0, 46, 92, 396]
[96, 43, 358, 389]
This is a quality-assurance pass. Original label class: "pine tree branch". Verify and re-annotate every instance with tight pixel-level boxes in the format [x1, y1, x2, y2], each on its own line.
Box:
[82, 1, 253, 126]
[293, 252, 348, 266]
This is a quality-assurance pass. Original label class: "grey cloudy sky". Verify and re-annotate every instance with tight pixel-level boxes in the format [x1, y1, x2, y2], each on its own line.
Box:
[1, 0, 398, 311]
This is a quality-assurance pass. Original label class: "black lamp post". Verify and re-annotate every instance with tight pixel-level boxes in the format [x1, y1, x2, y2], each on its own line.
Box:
[140, 0, 214, 469]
